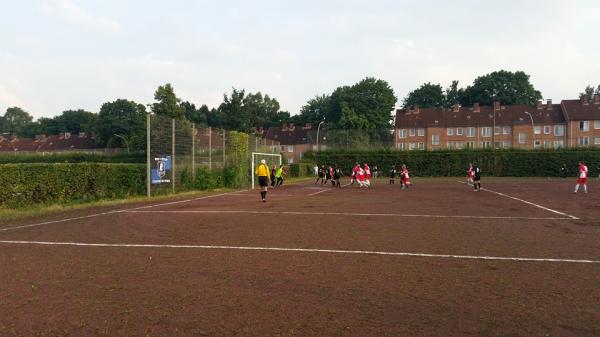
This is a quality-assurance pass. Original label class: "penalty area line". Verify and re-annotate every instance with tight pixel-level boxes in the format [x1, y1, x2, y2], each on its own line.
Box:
[0, 240, 598, 264]
[457, 181, 579, 220]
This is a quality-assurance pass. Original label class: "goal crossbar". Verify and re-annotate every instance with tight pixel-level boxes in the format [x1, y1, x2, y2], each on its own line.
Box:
[251, 152, 282, 189]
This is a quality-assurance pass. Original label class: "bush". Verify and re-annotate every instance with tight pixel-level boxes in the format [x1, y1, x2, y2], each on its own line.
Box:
[0, 152, 145, 164]
[0, 163, 145, 207]
[305, 148, 600, 177]
[289, 162, 316, 177]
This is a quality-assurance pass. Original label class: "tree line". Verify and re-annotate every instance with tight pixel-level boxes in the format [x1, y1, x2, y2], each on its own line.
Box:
[1, 70, 597, 152]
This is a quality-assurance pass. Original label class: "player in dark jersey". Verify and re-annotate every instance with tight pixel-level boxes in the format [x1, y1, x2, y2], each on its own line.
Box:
[333, 166, 343, 188]
[389, 165, 397, 184]
[472, 162, 481, 191]
[315, 165, 325, 184]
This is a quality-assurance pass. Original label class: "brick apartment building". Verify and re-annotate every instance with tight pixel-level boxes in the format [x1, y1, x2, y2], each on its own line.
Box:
[0, 132, 106, 153]
[395, 95, 600, 150]
[263, 123, 326, 163]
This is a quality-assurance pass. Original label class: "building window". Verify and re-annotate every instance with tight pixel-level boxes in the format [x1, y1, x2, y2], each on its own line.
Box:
[544, 140, 552, 148]
[553, 140, 564, 149]
[580, 121, 589, 132]
[409, 143, 416, 150]
[534, 140, 542, 149]
[579, 136, 589, 146]
[518, 133, 526, 144]
[446, 141, 454, 149]
[544, 126, 551, 134]
[534, 126, 541, 134]
[503, 141, 511, 148]
[287, 157, 294, 164]
[466, 141, 475, 148]
[494, 126, 500, 135]
[417, 128, 425, 136]
[595, 121, 600, 129]
[281, 145, 286, 152]
[595, 137, 600, 145]
[409, 128, 416, 136]
[456, 128, 463, 136]
[287, 145, 294, 152]
[554, 125, 565, 136]
[447, 128, 454, 136]
[481, 127, 491, 137]
[432, 134, 440, 145]
[398, 143, 405, 150]
[399, 129, 407, 138]
[466, 127, 475, 138]
[299, 152, 304, 160]
[418, 142, 425, 150]
[502, 126, 511, 135]
[482, 141, 491, 148]
[455, 141, 464, 149]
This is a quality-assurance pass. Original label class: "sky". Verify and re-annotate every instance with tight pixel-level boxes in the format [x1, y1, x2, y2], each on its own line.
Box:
[1, 0, 599, 119]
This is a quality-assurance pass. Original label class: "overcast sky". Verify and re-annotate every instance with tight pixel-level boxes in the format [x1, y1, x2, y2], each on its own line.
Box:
[1, 0, 599, 119]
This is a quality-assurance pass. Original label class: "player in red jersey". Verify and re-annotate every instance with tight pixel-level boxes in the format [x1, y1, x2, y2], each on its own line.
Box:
[573, 161, 588, 194]
[350, 162, 359, 185]
[400, 164, 411, 190]
[356, 165, 367, 188]
[467, 163, 474, 186]
[363, 163, 371, 188]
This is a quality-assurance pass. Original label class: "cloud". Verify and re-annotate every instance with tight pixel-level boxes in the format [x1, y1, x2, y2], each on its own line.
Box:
[40, 0, 121, 33]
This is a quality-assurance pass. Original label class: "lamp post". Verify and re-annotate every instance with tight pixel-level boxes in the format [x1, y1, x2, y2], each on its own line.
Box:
[524, 111, 535, 149]
[113, 134, 130, 154]
[316, 120, 325, 151]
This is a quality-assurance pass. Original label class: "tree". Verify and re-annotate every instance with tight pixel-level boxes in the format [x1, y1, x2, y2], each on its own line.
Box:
[1, 107, 33, 135]
[445, 80, 463, 107]
[295, 95, 330, 125]
[182, 101, 208, 125]
[151, 83, 185, 119]
[402, 83, 446, 108]
[579, 84, 600, 102]
[96, 99, 146, 151]
[218, 88, 249, 131]
[216, 88, 289, 131]
[53, 109, 97, 134]
[459, 70, 542, 106]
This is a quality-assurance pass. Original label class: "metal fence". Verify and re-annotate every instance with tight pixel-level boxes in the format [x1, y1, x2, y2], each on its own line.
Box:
[146, 114, 280, 196]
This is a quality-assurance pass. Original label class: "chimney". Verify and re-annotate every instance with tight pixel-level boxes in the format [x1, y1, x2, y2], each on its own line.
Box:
[281, 124, 288, 131]
[473, 103, 480, 113]
[288, 124, 295, 131]
[594, 94, 600, 105]
[546, 99, 552, 110]
[64, 132, 71, 139]
[536, 100, 542, 110]
[452, 104, 460, 113]
[414, 105, 420, 113]
[493, 101, 501, 111]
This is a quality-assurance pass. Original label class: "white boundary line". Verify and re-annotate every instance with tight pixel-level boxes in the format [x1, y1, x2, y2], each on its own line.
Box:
[0, 190, 244, 232]
[1, 240, 598, 264]
[124, 209, 572, 221]
[457, 181, 579, 220]
[308, 189, 331, 196]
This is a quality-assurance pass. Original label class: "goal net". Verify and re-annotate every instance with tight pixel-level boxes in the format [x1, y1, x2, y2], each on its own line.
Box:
[251, 152, 282, 189]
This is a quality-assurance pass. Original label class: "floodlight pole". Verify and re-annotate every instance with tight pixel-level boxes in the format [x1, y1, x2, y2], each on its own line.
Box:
[316, 120, 325, 151]
[524, 111, 535, 149]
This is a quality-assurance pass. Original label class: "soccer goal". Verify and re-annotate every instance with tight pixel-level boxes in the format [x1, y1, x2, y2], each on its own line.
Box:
[251, 152, 283, 189]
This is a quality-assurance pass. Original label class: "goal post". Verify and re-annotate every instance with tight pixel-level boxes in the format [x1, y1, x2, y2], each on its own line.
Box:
[251, 152, 282, 189]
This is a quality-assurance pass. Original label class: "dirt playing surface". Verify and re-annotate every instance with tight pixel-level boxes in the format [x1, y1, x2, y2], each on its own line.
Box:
[1, 178, 600, 336]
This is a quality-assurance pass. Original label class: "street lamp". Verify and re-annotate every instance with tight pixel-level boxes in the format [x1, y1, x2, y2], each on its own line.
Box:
[113, 134, 130, 154]
[316, 120, 325, 151]
[524, 111, 535, 149]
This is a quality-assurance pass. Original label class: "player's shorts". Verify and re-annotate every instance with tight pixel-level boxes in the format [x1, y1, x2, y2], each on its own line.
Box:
[577, 177, 587, 184]
[258, 176, 269, 187]
[473, 175, 481, 181]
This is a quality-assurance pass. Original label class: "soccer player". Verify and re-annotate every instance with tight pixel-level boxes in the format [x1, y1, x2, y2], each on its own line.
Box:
[472, 162, 481, 191]
[400, 164, 411, 190]
[351, 162, 359, 185]
[315, 165, 325, 184]
[467, 163, 474, 186]
[389, 165, 397, 184]
[270, 164, 277, 187]
[256, 159, 271, 202]
[356, 165, 366, 188]
[325, 165, 333, 185]
[573, 161, 588, 194]
[333, 166, 343, 188]
[363, 163, 371, 188]
[275, 164, 285, 187]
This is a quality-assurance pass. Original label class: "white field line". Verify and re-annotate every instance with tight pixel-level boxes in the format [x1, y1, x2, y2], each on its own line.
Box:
[457, 181, 579, 220]
[0, 190, 244, 233]
[124, 209, 571, 221]
[0, 240, 598, 264]
[308, 189, 331, 196]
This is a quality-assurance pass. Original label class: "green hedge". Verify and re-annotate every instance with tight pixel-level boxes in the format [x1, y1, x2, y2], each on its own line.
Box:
[0, 152, 145, 164]
[305, 148, 600, 177]
[289, 162, 316, 177]
[0, 163, 145, 206]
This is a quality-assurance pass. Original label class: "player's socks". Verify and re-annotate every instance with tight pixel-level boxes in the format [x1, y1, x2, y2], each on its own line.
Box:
[584, 185, 588, 193]
[574, 184, 580, 193]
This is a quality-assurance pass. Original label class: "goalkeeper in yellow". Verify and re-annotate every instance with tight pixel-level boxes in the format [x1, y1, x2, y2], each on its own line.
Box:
[256, 159, 271, 202]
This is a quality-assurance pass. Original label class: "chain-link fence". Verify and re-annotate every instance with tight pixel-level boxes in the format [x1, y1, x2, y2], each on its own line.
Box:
[147, 114, 281, 196]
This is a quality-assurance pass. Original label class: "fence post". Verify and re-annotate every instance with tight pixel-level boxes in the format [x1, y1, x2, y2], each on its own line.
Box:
[208, 127, 212, 171]
[146, 112, 151, 197]
[172, 118, 175, 194]
[223, 129, 226, 167]
[192, 122, 195, 182]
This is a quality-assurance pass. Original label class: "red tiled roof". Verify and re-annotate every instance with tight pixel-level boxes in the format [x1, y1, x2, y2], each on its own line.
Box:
[264, 124, 322, 145]
[561, 99, 600, 121]
[396, 102, 566, 129]
[0, 133, 101, 152]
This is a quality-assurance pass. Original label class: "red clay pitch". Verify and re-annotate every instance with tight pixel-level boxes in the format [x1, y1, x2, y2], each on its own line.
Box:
[1, 178, 599, 336]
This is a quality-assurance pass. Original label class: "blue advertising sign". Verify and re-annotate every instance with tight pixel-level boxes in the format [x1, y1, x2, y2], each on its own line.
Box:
[151, 156, 172, 184]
